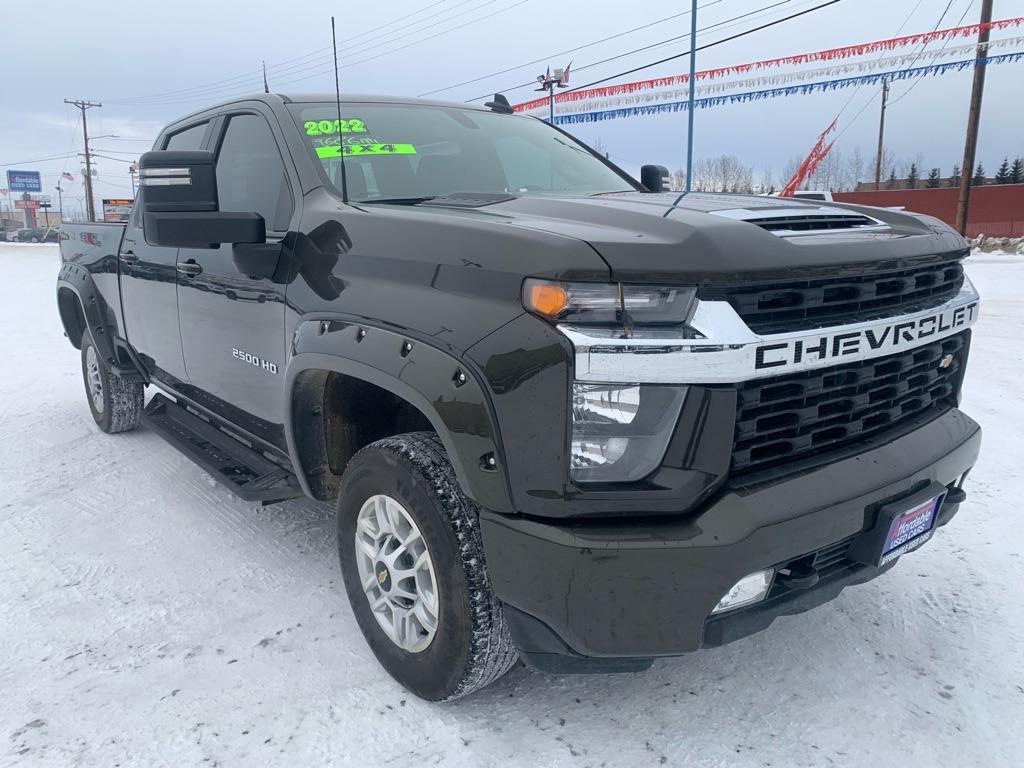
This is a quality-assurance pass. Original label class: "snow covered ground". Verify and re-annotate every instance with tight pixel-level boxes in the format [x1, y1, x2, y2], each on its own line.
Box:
[1, 243, 1021, 767]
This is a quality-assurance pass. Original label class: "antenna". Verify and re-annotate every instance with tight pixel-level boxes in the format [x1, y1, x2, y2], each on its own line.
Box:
[262, 60, 270, 93]
[331, 16, 350, 204]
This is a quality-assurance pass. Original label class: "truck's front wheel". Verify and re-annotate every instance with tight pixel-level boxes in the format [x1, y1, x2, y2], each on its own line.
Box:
[337, 432, 518, 701]
[81, 333, 144, 433]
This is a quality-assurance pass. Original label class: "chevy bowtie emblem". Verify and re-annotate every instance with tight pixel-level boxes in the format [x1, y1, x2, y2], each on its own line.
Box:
[939, 353, 955, 369]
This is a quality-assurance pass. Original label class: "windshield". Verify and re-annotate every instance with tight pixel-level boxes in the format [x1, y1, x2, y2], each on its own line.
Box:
[288, 102, 637, 202]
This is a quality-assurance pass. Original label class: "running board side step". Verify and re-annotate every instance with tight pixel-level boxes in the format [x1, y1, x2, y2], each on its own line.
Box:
[143, 393, 303, 505]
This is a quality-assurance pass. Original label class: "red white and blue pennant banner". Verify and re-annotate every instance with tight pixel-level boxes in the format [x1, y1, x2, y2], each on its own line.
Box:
[514, 17, 1024, 113]
[527, 37, 1024, 118]
[546, 52, 1024, 125]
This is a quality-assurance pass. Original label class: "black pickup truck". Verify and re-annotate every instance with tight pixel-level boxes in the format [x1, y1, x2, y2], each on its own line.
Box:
[57, 92, 981, 701]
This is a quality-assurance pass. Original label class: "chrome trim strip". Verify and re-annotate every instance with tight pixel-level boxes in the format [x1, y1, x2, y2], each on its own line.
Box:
[140, 167, 192, 177]
[139, 177, 192, 186]
[562, 277, 980, 384]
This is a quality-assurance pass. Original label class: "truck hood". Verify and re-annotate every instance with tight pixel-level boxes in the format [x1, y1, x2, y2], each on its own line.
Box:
[429, 191, 968, 283]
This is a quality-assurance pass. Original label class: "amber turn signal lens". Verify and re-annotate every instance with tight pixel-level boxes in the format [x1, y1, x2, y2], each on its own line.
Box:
[525, 281, 568, 317]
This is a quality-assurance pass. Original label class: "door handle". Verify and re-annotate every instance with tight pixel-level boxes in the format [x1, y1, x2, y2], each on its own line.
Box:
[177, 259, 203, 278]
[121, 250, 138, 264]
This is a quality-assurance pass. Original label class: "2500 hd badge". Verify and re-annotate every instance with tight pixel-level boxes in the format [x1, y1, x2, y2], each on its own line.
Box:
[755, 299, 979, 370]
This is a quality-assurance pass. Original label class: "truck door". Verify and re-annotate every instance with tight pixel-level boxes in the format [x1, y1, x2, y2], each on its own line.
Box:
[120, 120, 213, 383]
[175, 110, 297, 437]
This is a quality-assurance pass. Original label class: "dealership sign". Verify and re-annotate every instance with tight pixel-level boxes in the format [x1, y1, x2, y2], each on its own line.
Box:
[102, 198, 134, 223]
[6, 170, 42, 193]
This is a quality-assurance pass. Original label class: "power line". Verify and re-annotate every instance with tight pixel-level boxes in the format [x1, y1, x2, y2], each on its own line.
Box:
[469, 0, 809, 102]
[190, 0, 491, 98]
[240, 0, 511, 93]
[90, 154, 137, 164]
[833, 0, 926, 121]
[1, 153, 80, 168]
[889, 0, 973, 106]
[560, 0, 843, 96]
[418, 0, 725, 97]
[107, 0, 530, 109]
[104, 0, 453, 104]
[269, 0, 530, 92]
[106, 0, 497, 107]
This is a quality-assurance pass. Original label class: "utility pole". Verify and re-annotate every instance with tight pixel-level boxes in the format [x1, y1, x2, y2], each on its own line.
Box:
[873, 79, 889, 190]
[64, 99, 101, 221]
[56, 184, 64, 224]
[684, 0, 698, 193]
[955, 0, 993, 235]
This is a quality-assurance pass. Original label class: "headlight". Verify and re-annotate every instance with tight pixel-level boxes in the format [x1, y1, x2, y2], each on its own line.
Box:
[523, 279, 696, 327]
[524, 279, 696, 484]
[570, 382, 686, 483]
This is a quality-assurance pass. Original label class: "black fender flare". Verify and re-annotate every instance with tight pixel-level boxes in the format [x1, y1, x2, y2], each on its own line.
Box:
[284, 316, 514, 514]
[56, 261, 146, 381]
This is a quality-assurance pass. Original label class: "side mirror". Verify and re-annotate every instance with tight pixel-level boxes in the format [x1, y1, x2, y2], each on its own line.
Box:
[640, 164, 671, 193]
[139, 150, 266, 248]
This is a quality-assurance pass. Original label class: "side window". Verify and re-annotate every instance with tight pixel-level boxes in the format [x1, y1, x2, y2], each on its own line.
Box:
[164, 122, 208, 151]
[215, 114, 293, 231]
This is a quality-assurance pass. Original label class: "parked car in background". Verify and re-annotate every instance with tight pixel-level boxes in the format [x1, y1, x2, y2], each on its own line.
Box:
[788, 190, 835, 202]
[10, 227, 59, 243]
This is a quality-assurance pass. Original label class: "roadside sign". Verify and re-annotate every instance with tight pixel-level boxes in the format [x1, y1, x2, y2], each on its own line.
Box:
[14, 199, 41, 209]
[102, 198, 134, 223]
[6, 170, 42, 193]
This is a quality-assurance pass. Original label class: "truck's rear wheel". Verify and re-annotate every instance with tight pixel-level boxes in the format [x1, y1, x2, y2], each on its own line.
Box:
[81, 333, 144, 433]
[337, 431, 518, 701]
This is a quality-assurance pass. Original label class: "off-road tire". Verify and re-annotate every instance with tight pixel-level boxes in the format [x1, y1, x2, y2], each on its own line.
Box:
[81, 332, 144, 433]
[337, 431, 518, 701]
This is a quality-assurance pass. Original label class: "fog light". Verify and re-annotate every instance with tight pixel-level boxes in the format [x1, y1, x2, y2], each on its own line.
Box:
[711, 569, 774, 614]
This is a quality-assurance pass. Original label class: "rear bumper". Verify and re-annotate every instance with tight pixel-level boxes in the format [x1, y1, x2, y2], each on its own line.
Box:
[480, 408, 981, 671]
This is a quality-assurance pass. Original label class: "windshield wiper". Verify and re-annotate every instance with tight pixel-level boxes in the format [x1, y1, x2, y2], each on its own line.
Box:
[358, 197, 436, 206]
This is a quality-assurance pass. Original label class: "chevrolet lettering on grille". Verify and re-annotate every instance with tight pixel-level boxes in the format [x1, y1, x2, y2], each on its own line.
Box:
[562, 278, 981, 385]
[753, 300, 979, 370]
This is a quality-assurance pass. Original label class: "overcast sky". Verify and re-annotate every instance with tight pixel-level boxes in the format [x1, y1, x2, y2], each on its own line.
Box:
[2, 0, 1021, 217]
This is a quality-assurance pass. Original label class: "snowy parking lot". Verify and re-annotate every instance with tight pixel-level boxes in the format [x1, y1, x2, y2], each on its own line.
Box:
[1, 243, 1022, 767]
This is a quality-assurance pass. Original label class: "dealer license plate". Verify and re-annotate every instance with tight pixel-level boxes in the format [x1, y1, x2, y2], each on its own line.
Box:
[878, 496, 941, 566]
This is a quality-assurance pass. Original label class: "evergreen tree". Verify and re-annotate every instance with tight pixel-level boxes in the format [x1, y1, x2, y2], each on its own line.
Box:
[907, 162, 919, 187]
[926, 168, 942, 188]
[949, 163, 961, 187]
[995, 157, 1012, 184]
[972, 163, 986, 185]
[1011, 157, 1024, 184]
[887, 168, 898, 189]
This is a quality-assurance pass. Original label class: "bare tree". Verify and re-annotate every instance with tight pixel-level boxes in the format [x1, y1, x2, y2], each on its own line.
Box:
[847, 147, 866, 190]
[757, 165, 776, 194]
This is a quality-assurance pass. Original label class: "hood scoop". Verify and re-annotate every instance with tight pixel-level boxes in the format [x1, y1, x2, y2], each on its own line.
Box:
[709, 206, 889, 237]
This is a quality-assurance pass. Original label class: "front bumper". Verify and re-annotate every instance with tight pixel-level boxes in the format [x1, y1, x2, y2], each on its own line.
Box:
[480, 407, 981, 671]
